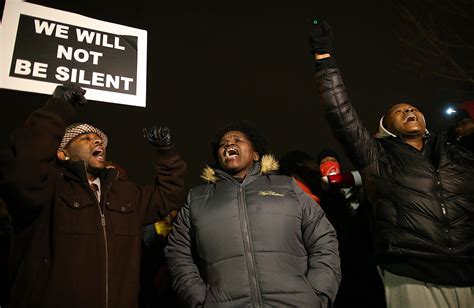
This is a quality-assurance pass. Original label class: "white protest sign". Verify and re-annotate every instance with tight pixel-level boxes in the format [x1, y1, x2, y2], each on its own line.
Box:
[0, 1, 148, 107]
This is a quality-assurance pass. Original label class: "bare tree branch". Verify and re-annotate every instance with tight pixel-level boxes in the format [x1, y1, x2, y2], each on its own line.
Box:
[391, 0, 474, 86]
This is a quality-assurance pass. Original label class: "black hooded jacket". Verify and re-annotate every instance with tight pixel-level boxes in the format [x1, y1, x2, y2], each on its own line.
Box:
[315, 66, 474, 286]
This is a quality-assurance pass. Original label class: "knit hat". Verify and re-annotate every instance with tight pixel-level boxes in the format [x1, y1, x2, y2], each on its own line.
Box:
[454, 101, 474, 123]
[58, 123, 108, 151]
[316, 149, 340, 165]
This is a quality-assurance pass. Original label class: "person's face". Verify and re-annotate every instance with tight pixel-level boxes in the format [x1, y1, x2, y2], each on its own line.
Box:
[385, 103, 426, 137]
[319, 156, 340, 176]
[217, 130, 259, 179]
[455, 119, 474, 138]
[61, 133, 107, 171]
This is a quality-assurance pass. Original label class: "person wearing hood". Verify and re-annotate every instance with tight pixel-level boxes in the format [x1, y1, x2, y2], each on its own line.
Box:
[452, 100, 474, 153]
[0, 84, 187, 308]
[308, 21, 474, 307]
[165, 120, 341, 307]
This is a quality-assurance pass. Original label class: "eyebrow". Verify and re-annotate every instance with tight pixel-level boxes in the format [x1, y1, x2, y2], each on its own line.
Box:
[390, 105, 417, 113]
[222, 134, 245, 139]
[220, 134, 246, 144]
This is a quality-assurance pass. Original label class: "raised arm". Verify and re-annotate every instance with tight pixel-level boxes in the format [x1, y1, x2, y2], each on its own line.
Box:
[309, 21, 379, 169]
[0, 84, 84, 224]
[142, 124, 187, 220]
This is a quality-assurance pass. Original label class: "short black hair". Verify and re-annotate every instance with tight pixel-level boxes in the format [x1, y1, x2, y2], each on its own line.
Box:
[211, 120, 269, 164]
[279, 150, 316, 176]
[454, 109, 471, 124]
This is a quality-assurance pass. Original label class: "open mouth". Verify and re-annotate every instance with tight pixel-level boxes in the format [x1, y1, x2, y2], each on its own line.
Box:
[92, 147, 105, 161]
[224, 147, 239, 159]
[403, 113, 417, 123]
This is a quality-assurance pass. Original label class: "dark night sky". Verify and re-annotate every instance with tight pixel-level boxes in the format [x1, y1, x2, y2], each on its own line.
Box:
[0, 0, 463, 189]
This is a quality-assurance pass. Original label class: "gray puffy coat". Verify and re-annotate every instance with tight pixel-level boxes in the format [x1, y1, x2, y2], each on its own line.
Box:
[165, 155, 341, 307]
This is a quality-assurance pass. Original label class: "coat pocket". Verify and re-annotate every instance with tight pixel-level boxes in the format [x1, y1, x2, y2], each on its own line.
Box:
[57, 194, 97, 234]
[105, 198, 140, 235]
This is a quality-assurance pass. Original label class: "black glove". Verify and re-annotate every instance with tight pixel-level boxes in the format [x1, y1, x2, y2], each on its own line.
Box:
[309, 20, 334, 55]
[143, 125, 172, 148]
[52, 83, 87, 106]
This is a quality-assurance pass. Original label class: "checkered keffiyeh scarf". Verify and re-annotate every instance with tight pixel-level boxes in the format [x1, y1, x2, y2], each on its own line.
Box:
[58, 123, 108, 151]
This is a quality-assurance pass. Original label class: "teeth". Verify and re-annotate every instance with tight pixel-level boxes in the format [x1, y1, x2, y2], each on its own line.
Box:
[225, 147, 238, 158]
[92, 148, 104, 157]
[404, 114, 417, 123]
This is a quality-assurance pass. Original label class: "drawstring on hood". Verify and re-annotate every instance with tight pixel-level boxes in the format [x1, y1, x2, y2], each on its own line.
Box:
[375, 115, 429, 139]
[375, 116, 396, 138]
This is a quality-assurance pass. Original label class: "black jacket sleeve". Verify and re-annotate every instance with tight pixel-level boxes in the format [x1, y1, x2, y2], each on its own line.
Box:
[315, 64, 379, 169]
[0, 98, 75, 225]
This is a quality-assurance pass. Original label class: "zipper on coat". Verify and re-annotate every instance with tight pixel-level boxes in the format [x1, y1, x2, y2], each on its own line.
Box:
[237, 186, 263, 307]
[99, 209, 109, 308]
[92, 186, 109, 308]
[434, 172, 452, 254]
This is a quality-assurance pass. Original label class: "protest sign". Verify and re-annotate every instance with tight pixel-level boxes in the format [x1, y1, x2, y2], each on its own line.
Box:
[0, 1, 148, 107]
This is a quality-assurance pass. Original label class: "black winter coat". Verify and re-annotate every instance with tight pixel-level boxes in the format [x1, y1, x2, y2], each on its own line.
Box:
[316, 67, 474, 286]
[165, 156, 341, 307]
[0, 98, 187, 308]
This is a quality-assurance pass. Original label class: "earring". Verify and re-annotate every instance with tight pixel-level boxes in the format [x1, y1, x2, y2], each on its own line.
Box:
[65, 156, 70, 161]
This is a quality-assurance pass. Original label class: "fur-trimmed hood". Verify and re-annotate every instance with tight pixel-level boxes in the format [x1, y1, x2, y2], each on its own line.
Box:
[201, 154, 279, 183]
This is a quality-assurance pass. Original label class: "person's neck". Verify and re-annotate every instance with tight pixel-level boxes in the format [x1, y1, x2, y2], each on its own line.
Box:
[233, 176, 245, 183]
[403, 135, 424, 150]
[229, 163, 254, 182]
[87, 173, 98, 182]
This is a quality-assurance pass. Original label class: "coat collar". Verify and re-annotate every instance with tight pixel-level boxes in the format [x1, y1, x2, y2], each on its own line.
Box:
[200, 154, 279, 183]
[58, 160, 119, 187]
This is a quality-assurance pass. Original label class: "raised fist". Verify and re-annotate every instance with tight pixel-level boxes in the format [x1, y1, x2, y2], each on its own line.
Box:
[143, 125, 173, 149]
[309, 20, 334, 55]
[52, 83, 87, 107]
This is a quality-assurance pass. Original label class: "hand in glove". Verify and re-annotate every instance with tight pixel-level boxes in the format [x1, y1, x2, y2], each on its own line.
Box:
[52, 83, 87, 107]
[143, 125, 173, 149]
[142, 210, 178, 247]
[154, 210, 178, 237]
[309, 20, 334, 55]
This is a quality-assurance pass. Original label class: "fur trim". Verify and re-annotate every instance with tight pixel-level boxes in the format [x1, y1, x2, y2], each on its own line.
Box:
[260, 154, 279, 174]
[200, 154, 279, 183]
[200, 166, 218, 183]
